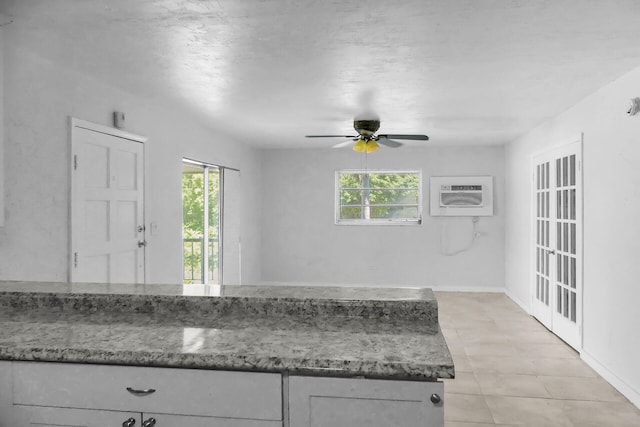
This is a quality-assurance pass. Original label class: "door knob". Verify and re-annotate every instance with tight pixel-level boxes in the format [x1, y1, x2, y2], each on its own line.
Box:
[545, 249, 556, 255]
[137, 240, 147, 248]
[122, 418, 136, 427]
[142, 418, 156, 427]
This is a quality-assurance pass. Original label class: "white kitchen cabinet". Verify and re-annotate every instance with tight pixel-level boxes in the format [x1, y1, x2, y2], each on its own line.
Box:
[9, 362, 282, 426]
[1, 362, 446, 427]
[288, 375, 444, 427]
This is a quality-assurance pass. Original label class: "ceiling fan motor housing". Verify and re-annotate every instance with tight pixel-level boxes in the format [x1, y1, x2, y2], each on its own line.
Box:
[353, 119, 380, 138]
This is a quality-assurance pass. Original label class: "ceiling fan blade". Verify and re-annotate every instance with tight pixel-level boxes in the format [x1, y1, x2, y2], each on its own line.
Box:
[377, 137, 403, 148]
[306, 135, 357, 138]
[377, 134, 429, 141]
[332, 139, 358, 148]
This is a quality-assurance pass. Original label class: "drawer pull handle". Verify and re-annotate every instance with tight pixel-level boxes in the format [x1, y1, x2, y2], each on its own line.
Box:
[126, 386, 157, 396]
[142, 418, 156, 427]
[122, 418, 136, 427]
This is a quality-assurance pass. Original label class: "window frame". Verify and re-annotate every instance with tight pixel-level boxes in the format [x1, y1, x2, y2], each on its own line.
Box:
[335, 169, 423, 226]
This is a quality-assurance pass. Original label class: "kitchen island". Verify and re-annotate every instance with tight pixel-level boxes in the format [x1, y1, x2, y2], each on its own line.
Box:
[0, 281, 454, 426]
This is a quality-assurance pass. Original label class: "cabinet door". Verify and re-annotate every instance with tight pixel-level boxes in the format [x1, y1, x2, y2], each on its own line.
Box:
[142, 414, 282, 427]
[15, 406, 140, 427]
[289, 376, 444, 427]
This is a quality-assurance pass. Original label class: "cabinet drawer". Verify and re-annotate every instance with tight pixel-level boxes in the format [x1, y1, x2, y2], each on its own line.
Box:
[13, 362, 282, 421]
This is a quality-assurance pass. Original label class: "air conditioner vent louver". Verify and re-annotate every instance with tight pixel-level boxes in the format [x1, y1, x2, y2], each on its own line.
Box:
[440, 191, 483, 207]
[430, 177, 494, 216]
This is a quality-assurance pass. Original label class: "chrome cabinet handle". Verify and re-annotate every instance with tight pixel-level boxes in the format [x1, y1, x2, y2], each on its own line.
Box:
[126, 386, 156, 396]
[142, 418, 156, 427]
[122, 418, 136, 427]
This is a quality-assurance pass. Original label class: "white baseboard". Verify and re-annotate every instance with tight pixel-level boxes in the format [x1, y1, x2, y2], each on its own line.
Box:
[505, 288, 532, 314]
[257, 281, 506, 292]
[430, 286, 505, 293]
[581, 350, 640, 409]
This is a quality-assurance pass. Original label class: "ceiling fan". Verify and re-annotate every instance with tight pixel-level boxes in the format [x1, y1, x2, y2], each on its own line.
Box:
[306, 119, 429, 153]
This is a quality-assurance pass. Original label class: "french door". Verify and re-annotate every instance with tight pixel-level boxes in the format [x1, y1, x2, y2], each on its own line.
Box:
[532, 138, 582, 350]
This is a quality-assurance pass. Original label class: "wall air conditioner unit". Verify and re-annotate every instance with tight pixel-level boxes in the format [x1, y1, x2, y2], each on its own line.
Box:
[430, 176, 494, 216]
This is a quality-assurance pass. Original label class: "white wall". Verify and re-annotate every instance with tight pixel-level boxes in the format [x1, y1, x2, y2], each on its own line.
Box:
[0, 32, 262, 284]
[505, 65, 640, 407]
[0, 26, 4, 227]
[260, 146, 505, 289]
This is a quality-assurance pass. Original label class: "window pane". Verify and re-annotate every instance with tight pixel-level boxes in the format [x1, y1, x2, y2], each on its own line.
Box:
[340, 206, 363, 219]
[369, 188, 420, 204]
[370, 206, 419, 219]
[340, 189, 364, 204]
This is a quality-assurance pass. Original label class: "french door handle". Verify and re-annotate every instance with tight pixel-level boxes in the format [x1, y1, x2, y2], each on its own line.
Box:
[137, 240, 147, 248]
[545, 249, 556, 255]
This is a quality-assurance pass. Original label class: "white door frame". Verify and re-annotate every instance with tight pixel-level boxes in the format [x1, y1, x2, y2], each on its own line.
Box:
[69, 117, 148, 283]
[530, 135, 583, 350]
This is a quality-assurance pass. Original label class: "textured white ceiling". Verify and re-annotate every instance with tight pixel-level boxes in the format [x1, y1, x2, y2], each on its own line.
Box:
[4, 0, 640, 148]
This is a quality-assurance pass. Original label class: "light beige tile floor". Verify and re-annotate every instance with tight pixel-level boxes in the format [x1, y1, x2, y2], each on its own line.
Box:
[436, 292, 640, 427]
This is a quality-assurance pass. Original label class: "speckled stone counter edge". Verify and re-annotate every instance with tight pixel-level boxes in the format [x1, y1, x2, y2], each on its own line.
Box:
[0, 288, 439, 323]
[0, 347, 455, 380]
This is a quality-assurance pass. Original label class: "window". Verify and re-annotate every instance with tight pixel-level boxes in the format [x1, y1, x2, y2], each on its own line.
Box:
[182, 159, 221, 284]
[336, 170, 422, 225]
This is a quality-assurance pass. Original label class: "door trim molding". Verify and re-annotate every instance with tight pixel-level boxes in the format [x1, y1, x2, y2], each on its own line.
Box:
[69, 117, 148, 283]
[70, 118, 147, 143]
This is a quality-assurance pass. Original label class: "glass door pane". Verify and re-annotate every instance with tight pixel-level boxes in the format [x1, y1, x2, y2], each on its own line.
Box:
[208, 168, 221, 284]
[535, 161, 551, 307]
[182, 163, 205, 284]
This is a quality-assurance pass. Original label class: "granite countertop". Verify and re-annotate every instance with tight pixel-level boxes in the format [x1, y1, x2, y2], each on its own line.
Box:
[0, 281, 454, 380]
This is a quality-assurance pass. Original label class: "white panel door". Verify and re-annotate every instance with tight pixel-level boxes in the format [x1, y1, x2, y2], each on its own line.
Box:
[71, 122, 145, 284]
[532, 139, 582, 350]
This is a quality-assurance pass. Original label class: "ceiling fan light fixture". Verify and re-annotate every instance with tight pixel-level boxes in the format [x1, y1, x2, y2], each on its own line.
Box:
[366, 140, 380, 153]
[353, 139, 367, 153]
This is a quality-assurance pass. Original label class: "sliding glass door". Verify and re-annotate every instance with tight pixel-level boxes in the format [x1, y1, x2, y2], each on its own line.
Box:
[182, 161, 221, 284]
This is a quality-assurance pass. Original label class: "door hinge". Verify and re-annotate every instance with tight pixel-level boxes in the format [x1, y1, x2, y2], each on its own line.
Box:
[73, 252, 78, 268]
[73, 155, 78, 171]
